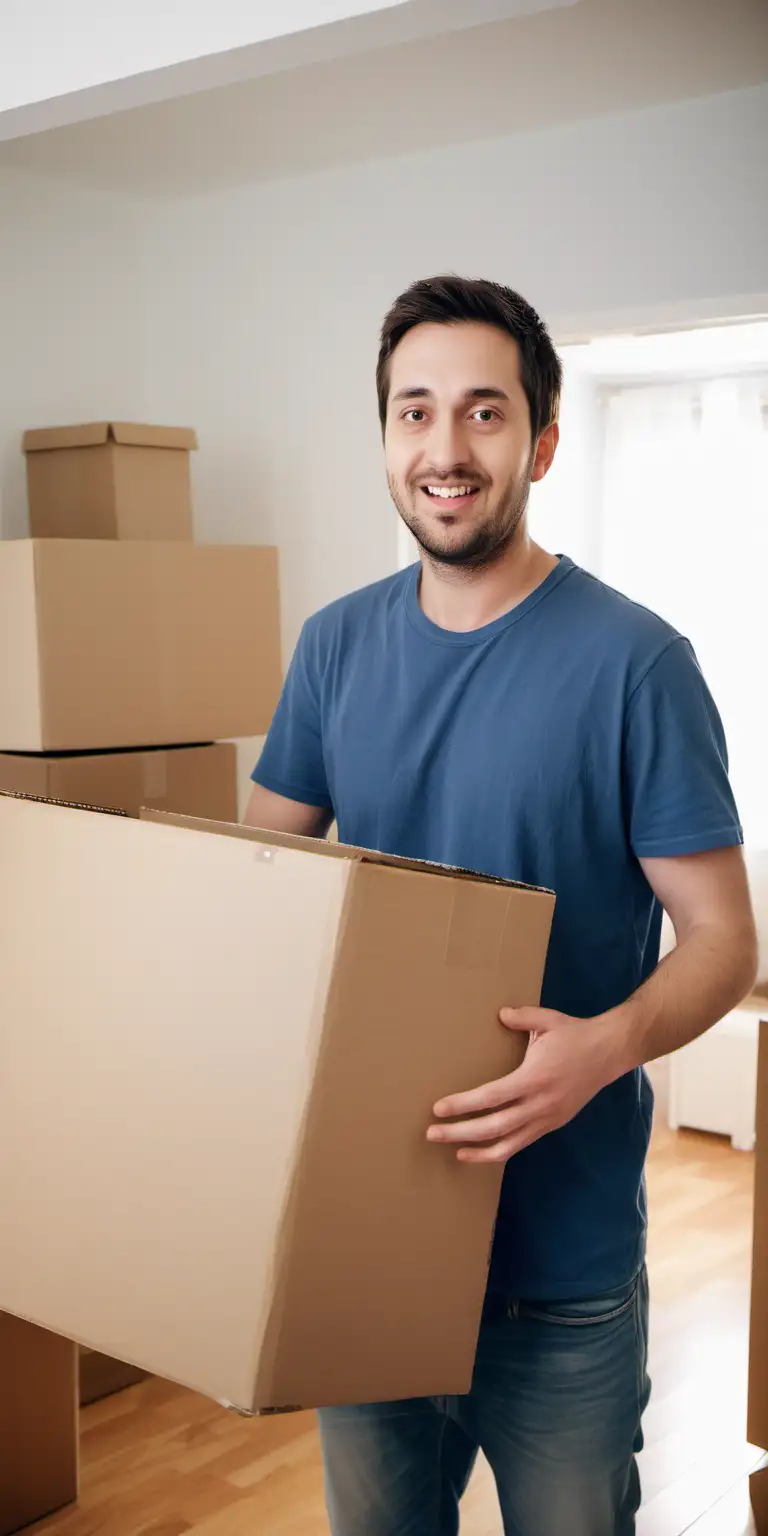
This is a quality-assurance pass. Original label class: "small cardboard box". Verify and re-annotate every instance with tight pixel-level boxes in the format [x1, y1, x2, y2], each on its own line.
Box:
[0, 795, 554, 1414]
[748, 1001, 768, 1454]
[0, 540, 281, 751]
[0, 1313, 78, 1536]
[23, 422, 197, 540]
[0, 742, 238, 823]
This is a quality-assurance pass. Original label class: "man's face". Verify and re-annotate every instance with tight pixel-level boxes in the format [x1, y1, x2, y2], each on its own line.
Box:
[384, 321, 557, 568]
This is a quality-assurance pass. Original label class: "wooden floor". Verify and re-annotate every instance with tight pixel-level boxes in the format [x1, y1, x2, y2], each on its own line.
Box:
[34, 1124, 764, 1536]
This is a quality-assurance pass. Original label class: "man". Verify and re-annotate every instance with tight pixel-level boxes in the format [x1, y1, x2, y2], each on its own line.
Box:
[244, 275, 756, 1536]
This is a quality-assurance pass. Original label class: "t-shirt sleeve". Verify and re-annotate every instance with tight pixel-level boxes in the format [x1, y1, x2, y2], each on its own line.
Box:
[624, 637, 743, 858]
[251, 622, 332, 809]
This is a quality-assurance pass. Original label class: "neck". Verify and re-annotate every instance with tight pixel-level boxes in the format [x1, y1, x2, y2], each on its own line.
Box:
[417, 526, 559, 633]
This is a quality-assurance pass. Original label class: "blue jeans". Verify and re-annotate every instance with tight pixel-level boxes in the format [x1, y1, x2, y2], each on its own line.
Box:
[318, 1267, 650, 1536]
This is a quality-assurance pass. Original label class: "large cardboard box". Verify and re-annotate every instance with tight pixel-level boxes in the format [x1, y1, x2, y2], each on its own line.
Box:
[0, 1313, 78, 1535]
[0, 540, 280, 751]
[749, 1006, 768, 1455]
[0, 742, 238, 822]
[24, 422, 196, 540]
[0, 794, 554, 1415]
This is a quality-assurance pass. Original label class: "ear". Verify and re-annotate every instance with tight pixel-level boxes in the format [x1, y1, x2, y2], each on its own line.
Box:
[530, 421, 559, 483]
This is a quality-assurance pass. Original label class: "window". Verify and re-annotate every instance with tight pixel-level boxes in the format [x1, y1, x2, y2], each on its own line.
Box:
[599, 372, 768, 845]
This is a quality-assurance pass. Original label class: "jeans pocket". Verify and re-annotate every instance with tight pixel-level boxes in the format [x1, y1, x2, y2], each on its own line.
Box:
[514, 1275, 640, 1328]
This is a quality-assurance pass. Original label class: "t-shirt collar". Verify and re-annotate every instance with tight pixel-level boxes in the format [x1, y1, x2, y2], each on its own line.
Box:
[404, 554, 576, 647]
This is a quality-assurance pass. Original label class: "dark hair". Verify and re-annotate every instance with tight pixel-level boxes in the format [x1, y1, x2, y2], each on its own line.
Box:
[376, 274, 562, 439]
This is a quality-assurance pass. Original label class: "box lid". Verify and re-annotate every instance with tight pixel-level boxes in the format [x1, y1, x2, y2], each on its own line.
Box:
[22, 423, 198, 453]
[140, 809, 554, 896]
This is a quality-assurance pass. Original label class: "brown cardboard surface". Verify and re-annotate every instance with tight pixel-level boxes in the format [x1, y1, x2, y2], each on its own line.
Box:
[78, 1349, 146, 1406]
[142, 808, 551, 890]
[23, 423, 198, 452]
[0, 540, 281, 750]
[24, 422, 197, 539]
[751, 1461, 768, 1534]
[0, 1313, 78, 1535]
[0, 743, 238, 821]
[252, 859, 552, 1409]
[24, 423, 113, 451]
[749, 1018, 768, 1452]
[0, 794, 554, 1414]
[0, 748, 236, 1416]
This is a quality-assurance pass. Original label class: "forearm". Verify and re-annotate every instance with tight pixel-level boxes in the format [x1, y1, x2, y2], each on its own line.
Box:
[600, 920, 758, 1080]
[431, 850, 757, 1162]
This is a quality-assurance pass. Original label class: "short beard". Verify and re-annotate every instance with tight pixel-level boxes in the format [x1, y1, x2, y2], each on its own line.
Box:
[389, 462, 533, 573]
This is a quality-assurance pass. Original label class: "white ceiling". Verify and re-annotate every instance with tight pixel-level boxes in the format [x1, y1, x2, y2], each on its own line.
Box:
[0, 0, 765, 198]
[0, 0, 571, 140]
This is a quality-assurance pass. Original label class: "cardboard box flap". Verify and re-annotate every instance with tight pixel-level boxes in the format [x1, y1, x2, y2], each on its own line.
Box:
[140, 808, 554, 897]
[23, 423, 197, 453]
[23, 423, 112, 452]
[0, 787, 128, 818]
[109, 423, 198, 451]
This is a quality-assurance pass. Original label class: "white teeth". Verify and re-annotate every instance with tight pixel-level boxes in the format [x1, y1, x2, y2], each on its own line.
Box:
[425, 485, 475, 499]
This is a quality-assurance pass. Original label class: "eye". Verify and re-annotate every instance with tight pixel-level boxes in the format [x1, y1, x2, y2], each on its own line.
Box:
[472, 407, 499, 424]
[403, 408, 426, 423]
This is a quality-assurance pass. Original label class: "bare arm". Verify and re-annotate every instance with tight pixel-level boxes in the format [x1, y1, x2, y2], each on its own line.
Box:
[600, 844, 758, 1073]
[428, 844, 758, 1163]
[242, 782, 333, 840]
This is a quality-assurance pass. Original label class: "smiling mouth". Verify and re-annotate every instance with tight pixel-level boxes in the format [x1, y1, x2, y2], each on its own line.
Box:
[420, 484, 480, 504]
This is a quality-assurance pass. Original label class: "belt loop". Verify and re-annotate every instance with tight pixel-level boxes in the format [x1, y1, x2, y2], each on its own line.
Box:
[508, 1298, 520, 1320]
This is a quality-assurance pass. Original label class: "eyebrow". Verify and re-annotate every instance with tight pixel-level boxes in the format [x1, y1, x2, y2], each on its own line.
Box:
[390, 385, 511, 404]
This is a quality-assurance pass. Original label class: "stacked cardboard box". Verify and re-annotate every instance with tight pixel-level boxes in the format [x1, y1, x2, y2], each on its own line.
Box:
[0, 423, 282, 1535]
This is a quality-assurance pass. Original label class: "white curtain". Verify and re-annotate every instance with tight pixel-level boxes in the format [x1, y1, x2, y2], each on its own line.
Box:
[599, 374, 768, 848]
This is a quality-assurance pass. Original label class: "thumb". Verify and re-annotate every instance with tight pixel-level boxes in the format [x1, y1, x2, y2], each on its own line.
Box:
[500, 1005, 560, 1032]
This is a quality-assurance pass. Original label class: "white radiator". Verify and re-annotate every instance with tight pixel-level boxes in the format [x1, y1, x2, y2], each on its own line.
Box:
[668, 1003, 765, 1152]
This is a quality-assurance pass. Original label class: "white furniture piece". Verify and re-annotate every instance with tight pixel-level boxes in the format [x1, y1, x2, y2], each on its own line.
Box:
[668, 997, 768, 1152]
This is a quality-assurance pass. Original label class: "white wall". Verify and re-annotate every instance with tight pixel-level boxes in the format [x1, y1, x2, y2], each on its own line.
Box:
[135, 83, 768, 656]
[0, 167, 147, 539]
[139, 183, 399, 655]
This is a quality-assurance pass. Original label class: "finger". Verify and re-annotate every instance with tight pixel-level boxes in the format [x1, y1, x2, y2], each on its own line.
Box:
[500, 1006, 559, 1032]
[429, 1099, 542, 1147]
[427, 1106, 524, 1145]
[433, 1071, 525, 1119]
[456, 1127, 541, 1164]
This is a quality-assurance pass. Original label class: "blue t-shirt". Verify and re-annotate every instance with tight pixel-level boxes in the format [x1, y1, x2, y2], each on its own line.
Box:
[253, 556, 742, 1300]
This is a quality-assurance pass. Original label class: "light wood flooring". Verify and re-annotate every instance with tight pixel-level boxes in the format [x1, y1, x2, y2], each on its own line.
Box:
[33, 1124, 765, 1536]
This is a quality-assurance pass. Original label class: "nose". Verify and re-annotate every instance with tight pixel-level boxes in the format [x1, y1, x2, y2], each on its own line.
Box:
[425, 412, 471, 474]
